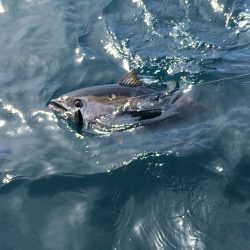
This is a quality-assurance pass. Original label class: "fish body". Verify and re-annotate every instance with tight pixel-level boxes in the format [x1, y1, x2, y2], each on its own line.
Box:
[48, 71, 205, 134]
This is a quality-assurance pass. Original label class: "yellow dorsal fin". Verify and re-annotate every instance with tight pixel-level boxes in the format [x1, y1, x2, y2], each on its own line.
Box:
[118, 70, 142, 87]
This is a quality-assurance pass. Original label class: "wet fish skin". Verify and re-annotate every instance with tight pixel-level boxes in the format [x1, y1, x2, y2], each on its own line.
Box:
[48, 71, 204, 134]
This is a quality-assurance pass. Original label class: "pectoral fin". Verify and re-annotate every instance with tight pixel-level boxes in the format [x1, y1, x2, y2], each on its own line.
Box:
[122, 109, 162, 121]
[74, 109, 83, 129]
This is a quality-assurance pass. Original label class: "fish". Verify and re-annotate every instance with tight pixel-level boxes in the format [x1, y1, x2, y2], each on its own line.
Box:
[48, 70, 206, 134]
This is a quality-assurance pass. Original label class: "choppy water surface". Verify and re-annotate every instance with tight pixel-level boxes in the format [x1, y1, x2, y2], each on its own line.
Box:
[1, 0, 250, 249]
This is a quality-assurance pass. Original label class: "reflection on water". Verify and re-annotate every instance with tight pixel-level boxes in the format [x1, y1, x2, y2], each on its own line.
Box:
[2, 174, 13, 184]
[0, 98, 31, 136]
[0, 119, 5, 127]
[0, 153, 231, 249]
[103, 28, 131, 71]
[32, 110, 59, 130]
[0, 0, 250, 249]
[0, 1, 4, 14]
[210, 0, 224, 13]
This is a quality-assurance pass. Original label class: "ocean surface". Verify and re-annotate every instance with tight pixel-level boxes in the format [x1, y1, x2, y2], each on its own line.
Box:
[1, 0, 250, 249]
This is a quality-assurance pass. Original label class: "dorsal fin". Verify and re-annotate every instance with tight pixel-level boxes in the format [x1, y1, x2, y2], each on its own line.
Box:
[118, 70, 142, 87]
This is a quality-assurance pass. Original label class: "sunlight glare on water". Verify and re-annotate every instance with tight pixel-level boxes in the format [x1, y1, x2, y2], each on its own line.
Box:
[0, 99, 31, 136]
[210, 0, 224, 13]
[0, 0, 250, 249]
[0, 1, 4, 14]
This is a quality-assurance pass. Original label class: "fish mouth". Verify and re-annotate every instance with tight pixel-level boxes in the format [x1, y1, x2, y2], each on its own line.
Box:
[48, 100, 68, 112]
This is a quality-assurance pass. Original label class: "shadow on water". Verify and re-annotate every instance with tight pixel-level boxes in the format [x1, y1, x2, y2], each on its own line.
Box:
[0, 152, 240, 250]
[206, 154, 250, 250]
[0, 0, 250, 249]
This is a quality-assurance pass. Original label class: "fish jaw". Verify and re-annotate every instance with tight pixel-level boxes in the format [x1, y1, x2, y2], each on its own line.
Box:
[48, 99, 69, 113]
[48, 99, 77, 123]
[48, 98, 86, 131]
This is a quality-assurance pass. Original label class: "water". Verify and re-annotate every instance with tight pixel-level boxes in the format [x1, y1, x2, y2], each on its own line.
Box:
[1, 0, 250, 249]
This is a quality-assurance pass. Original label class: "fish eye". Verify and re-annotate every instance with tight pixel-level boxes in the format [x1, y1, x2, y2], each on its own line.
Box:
[74, 99, 84, 108]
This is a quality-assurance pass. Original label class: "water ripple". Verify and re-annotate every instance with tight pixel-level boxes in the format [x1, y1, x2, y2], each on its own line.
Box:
[0, 0, 250, 248]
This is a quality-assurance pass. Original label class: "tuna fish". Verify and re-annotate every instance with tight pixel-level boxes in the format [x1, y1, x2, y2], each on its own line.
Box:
[48, 70, 206, 134]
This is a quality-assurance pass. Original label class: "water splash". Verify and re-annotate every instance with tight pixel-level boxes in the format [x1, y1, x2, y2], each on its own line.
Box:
[132, 0, 162, 37]
[103, 28, 133, 71]
[0, 120, 5, 127]
[2, 174, 13, 184]
[0, 99, 31, 136]
[210, 0, 224, 13]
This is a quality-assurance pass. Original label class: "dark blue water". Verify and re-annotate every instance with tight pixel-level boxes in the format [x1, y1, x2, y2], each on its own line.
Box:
[1, 0, 250, 249]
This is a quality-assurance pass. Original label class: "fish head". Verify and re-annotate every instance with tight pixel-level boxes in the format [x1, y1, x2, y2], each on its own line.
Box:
[48, 94, 87, 131]
[48, 86, 130, 132]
